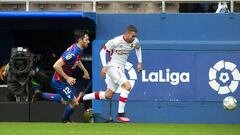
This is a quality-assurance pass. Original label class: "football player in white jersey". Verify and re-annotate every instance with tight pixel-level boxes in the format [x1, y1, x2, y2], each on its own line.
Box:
[82, 25, 142, 122]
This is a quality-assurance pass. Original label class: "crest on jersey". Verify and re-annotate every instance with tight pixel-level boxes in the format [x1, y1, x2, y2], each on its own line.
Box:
[65, 53, 75, 60]
[130, 44, 134, 48]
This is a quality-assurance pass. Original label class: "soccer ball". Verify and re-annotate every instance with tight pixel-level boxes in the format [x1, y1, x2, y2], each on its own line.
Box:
[223, 96, 237, 111]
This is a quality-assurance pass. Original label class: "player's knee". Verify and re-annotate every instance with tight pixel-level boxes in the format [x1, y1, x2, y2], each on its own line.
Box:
[105, 93, 113, 100]
[74, 100, 79, 106]
[121, 82, 132, 91]
[105, 89, 114, 100]
[61, 99, 68, 105]
[75, 101, 79, 106]
[70, 100, 79, 108]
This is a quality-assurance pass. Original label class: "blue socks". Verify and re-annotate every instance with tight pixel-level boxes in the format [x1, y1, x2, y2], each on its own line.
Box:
[62, 105, 74, 121]
[41, 93, 62, 103]
[41, 93, 75, 122]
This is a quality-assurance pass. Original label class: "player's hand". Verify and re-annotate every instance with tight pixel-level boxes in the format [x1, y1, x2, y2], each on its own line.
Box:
[66, 76, 76, 85]
[137, 63, 142, 73]
[83, 71, 90, 79]
[100, 67, 107, 77]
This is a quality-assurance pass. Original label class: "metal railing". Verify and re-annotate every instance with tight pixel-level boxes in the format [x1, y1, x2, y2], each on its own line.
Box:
[0, 0, 239, 12]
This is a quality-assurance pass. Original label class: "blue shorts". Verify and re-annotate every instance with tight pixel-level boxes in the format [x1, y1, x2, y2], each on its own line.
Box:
[51, 78, 75, 101]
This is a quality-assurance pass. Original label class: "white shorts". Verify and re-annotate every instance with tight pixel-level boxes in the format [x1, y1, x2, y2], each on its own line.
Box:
[105, 65, 128, 92]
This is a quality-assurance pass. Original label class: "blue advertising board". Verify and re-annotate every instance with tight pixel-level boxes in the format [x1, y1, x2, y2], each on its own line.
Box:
[92, 13, 240, 123]
[94, 41, 240, 102]
[126, 50, 240, 101]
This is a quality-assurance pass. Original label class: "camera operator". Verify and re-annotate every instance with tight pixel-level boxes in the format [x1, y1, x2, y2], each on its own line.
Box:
[31, 54, 53, 102]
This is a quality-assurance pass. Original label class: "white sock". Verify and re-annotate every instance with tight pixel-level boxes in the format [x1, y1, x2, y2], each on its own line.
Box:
[118, 87, 130, 114]
[83, 91, 106, 100]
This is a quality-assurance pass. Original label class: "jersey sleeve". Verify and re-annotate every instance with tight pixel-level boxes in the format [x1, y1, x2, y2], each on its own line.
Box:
[103, 39, 117, 51]
[61, 50, 76, 64]
[134, 38, 140, 49]
[134, 38, 142, 63]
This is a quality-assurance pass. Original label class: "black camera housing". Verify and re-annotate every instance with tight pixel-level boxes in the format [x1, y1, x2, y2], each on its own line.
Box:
[9, 47, 33, 75]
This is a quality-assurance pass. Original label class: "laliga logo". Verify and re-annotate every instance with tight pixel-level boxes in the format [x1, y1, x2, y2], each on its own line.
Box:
[209, 60, 240, 94]
[142, 69, 190, 85]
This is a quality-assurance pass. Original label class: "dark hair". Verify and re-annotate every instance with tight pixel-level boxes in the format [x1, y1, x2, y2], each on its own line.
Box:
[125, 25, 138, 33]
[74, 30, 89, 42]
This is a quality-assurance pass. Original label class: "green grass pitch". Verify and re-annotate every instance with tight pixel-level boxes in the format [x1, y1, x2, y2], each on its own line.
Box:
[0, 123, 239, 135]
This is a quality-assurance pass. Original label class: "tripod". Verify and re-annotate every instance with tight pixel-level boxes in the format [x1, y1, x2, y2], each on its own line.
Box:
[80, 82, 119, 123]
[105, 98, 119, 123]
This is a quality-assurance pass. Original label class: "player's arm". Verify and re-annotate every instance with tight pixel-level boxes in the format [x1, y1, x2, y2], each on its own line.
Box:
[100, 47, 107, 77]
[135, 42, 142, 73]
[53, 58, 76, 85]
[77, 60, 90, 79]
[99, 39, 115, 77]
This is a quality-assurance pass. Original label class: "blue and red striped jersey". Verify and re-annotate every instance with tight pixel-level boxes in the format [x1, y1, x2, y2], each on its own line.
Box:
[53, 43, 83, 82]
